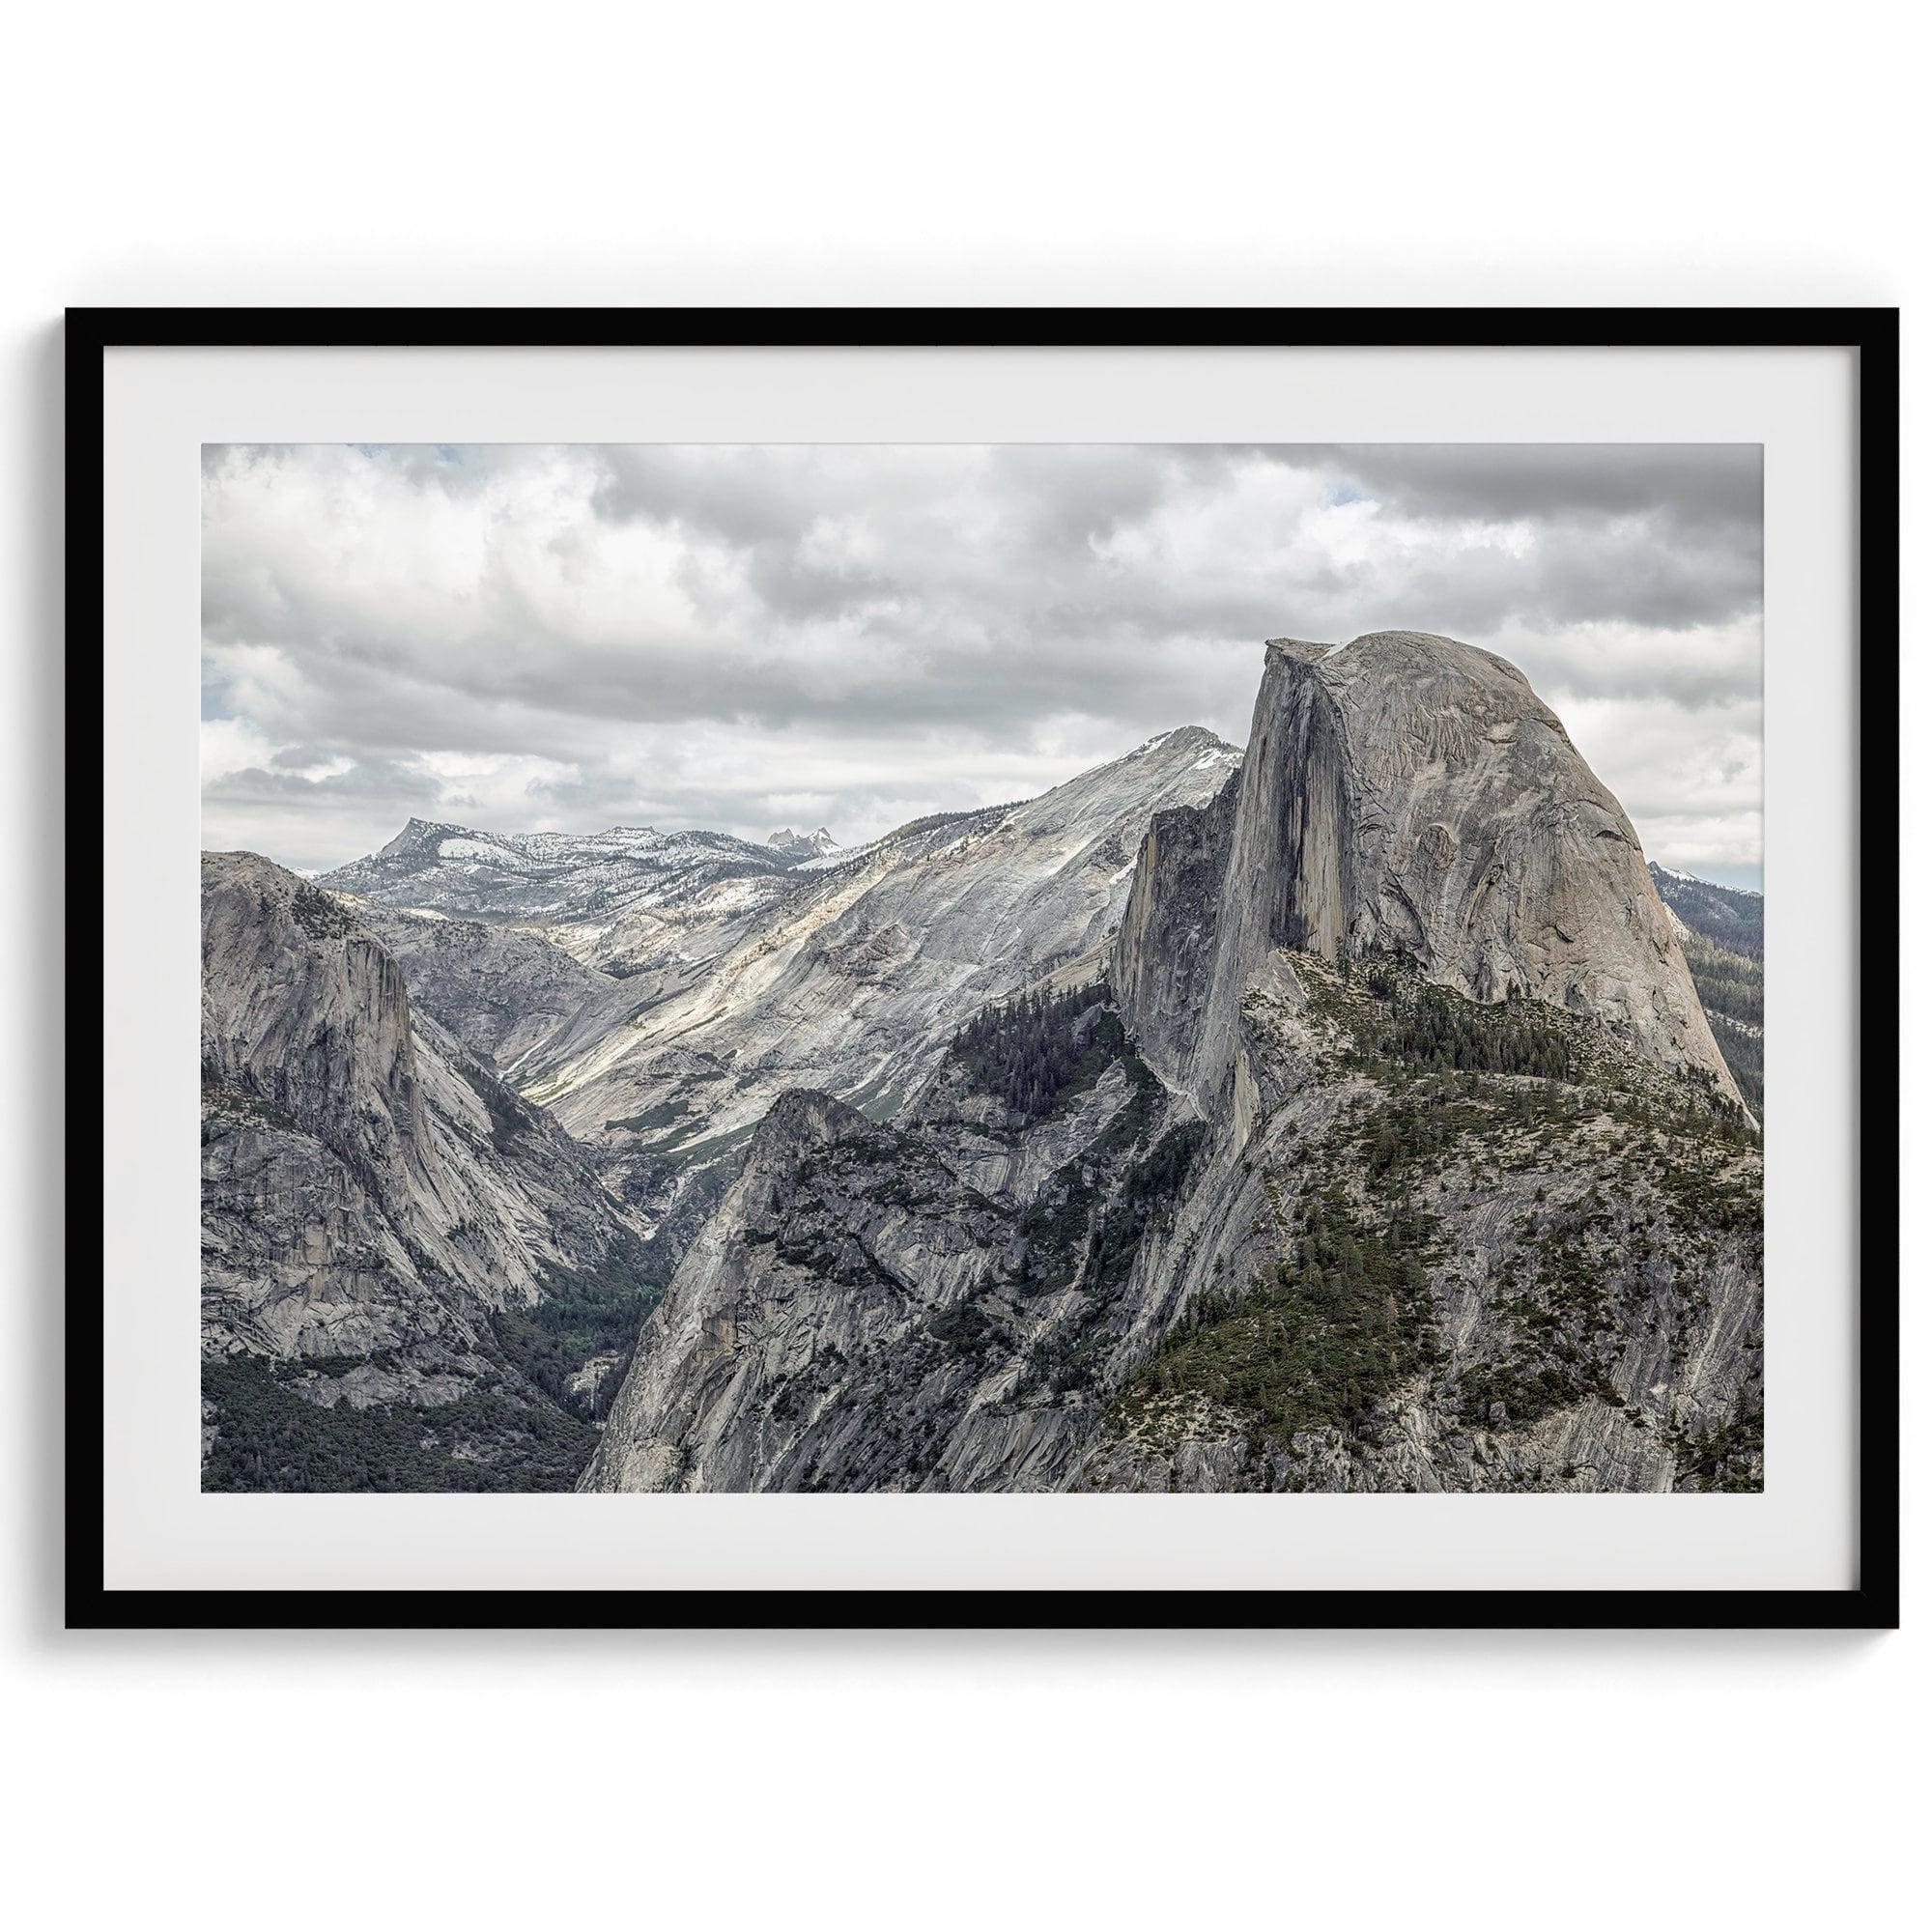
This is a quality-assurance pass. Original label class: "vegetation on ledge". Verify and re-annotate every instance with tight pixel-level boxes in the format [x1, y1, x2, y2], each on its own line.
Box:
[1117, 1185, 1442, 1441]
[1101, 950, 1762, 1483]
[949, 980, 1116, 1121]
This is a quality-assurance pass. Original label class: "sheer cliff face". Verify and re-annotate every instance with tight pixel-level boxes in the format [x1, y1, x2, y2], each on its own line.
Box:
[1116, 632, 1740, 1111]
[355, 905, 631, 1082]
[200, 852, 639, 1364]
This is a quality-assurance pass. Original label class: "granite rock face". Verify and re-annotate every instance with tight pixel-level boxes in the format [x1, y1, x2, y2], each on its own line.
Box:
[319, 734, 1238, 1252]
[583, 958, 1762, 1495]
[200, 851, 644, 1372]
[321, 818, 810, 998]
[582, 1003, 1203, 1493]
[582, 1088, 1020, 1492]
[585, 635, 1762, 1494]
[1116, 633, 1740, 1114]
[355, 903, 634, 1083]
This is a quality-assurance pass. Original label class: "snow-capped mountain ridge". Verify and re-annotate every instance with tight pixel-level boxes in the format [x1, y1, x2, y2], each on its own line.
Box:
[1655, 861, 1760, 898]
[364, 814, 780, 871]
[1648, 861, 1763, 956]
[766, 825, 840, 862]
[323, 816, 796, 931]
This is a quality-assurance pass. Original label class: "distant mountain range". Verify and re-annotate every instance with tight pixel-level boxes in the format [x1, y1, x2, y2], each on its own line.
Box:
[203, 635, 1762, 1495]
[1649, 863, 1764, 1118]
[766, 825, 841, 862]
[1649, 864, 1762, 955]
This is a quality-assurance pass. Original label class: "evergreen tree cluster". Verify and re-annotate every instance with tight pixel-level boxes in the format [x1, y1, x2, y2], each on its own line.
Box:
[1129, 1185, 1441, 1440]
[1709, 1029, 1763, 1121]
[950, 980, 1115, 1122]
[200, 1357, 595, 1492]
[1359, 969, 1575, 1080]
[1679, 932, 1764, 1116]
[1682, 949, 1762, 1030]
[484, 1227, 668, 1423]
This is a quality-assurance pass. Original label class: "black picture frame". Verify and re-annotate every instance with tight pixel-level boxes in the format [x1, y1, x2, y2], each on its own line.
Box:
[67, 306, 1900, 1633]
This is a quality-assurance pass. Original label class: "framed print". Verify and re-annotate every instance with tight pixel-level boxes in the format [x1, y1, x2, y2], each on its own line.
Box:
[71, 307, 1898, 1629]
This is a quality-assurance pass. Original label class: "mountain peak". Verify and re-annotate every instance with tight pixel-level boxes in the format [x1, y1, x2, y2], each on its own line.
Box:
[767, 825, 840, 861]
[1134, 724, 1237, 759]
[379, 815, 456, 854]
[1117, 631, 1740, 1107]
[1270, 628, 1537, 693]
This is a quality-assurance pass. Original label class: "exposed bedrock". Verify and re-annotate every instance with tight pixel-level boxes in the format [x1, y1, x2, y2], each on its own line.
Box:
[1114, 631, 1740, 1114]
[200, 851, 641, 1365]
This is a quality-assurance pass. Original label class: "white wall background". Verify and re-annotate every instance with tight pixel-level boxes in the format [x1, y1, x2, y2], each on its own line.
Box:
[2, 5, 1918, 1927]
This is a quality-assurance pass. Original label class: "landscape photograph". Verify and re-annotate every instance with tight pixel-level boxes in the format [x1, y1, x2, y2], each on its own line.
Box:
[198, 441, 1766, 1494]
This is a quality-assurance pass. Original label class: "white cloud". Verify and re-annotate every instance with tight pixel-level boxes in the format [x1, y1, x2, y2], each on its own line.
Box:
[198, 716, 281, 785]
[200, 443, 1764, 883]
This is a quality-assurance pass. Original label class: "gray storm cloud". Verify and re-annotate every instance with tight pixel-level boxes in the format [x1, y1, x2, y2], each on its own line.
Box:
[200, 442, 1763, 884]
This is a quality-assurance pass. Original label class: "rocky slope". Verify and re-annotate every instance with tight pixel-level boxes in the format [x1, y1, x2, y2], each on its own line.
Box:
[353, 903, 632, 1077]
[1081, 952, 1761, 1493]
[328, 729, 1240, 1237]
[200, 852, 659, 1490]
[584, 635, 1762, 1494]
[582, 988, 1207, 1492]
[531, 729, 1237, 1201]
[321, 818, 807, 983]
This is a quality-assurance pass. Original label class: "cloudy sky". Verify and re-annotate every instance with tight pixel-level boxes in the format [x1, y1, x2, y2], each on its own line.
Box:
[201, 442, 1763, 888]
